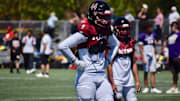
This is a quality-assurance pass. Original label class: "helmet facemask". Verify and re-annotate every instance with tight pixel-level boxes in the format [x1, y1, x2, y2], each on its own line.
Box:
[114, 25, 130, 39]
[94, 11, 111, 28]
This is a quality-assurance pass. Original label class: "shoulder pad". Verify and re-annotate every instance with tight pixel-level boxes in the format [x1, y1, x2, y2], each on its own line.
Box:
[130, 38, 136, 45]
[139, 33, 146, 40]
[78, 22, 97, 37]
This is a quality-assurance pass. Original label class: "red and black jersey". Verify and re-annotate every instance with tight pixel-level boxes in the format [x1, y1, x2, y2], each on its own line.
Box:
[77, 22, 111, 54]
[117, 38, 136, 58]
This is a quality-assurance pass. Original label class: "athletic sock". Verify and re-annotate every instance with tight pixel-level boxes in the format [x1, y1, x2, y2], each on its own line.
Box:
[10, 67, 13, 73]
[16, 69, 20, 73]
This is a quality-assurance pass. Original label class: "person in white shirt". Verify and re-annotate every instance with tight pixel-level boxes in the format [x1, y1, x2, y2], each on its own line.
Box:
[125, 10, 135, 23]
[169, 6, 180, 25]
[22, 29, 36, 74]
[47, 12, 58, 38]
[36, 28, 52, 78]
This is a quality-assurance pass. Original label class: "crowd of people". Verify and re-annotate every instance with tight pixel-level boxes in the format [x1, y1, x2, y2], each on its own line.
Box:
[2, 12, 61, 78]
[4, 23, 53, 78]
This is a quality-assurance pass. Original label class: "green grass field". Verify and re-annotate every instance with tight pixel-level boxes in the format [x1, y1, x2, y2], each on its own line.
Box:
[0, 69, 180, 101]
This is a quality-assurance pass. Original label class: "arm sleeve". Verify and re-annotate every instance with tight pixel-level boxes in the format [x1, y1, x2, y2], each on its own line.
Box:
[138, 33, 145, 45]
[177, 13, 180, 18]
[42, 37, 47, 44]
[53, 16, 58, 21]
[33, 37, 36, 45]
[58, 32, 88, 62]
[130, 14, 135, 21]
[22, 37, 25, 43]
[107, 34, 120, 62]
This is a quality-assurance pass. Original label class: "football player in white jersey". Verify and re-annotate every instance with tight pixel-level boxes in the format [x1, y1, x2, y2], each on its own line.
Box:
[59, 1, 119, 101]
[108, 17, 141, 101]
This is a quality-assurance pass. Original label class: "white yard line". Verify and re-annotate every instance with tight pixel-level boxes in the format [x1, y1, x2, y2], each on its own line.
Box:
[0, 77, 36, 80]
[2, 96, 77, 101]
[137, 94, 180, 97]
[1, 94, 180, 101]
[0, 76, 73, 81]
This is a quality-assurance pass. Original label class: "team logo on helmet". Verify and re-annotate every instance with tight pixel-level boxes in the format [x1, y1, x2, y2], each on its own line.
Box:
[91, 3, 98, 10]
[88, 1, 112, 28]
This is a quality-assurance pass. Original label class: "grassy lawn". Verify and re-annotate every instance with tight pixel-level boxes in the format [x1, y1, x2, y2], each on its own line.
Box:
[0, 68, 180, 101]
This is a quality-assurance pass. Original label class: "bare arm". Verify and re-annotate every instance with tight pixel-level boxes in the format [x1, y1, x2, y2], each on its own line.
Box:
[138, 9, 146, 19]
[107, 62, 117, 93]
[138, 11, 143, 18]
[132, 55, 141, 92]
[154, 45, 158, 55]
[139, 44, 146, 64]
[160, 16, 164, 29]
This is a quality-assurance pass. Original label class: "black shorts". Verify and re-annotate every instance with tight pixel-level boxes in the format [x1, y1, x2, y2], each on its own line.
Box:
[169, 57, 180, 73]
[11, 54, 20, 61]
[155, 25, 162, 41]
[40, 54, 49, 65]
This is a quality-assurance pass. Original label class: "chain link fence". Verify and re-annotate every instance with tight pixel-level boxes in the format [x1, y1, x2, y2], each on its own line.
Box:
[0, 19, 170, 41]
[0, 19, 170, 65]
[0, 20, 71, 44]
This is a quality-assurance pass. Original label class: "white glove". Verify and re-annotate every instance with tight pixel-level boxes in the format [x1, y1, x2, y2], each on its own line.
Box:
[74, 59, 87, 71]
[104, 59, 110, 69]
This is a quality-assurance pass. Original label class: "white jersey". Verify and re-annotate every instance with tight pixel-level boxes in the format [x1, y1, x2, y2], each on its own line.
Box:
[169, 11, 180, 24]
[22, 35, 36, 53]
[138, 32, 156, 58]
[59, 32, 119, 73]
[40, 34, 52, 55]
[113, 55, 134, 87]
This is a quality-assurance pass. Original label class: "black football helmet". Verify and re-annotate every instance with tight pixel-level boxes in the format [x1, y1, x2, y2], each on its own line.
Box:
[113, 17, 130, 39]
[88, 0, 112, 28]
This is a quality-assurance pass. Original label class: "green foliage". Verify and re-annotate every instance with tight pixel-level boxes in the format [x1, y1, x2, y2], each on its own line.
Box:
[0, 0, 180, 20]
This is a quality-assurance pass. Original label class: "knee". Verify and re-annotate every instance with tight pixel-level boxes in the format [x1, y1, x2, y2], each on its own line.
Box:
[78, 97, 94, 101]
[77, 92, 94, 101]
[125, 92, 137, 101]
[98, 98, 114, 101]
[126, 97, 137, 101]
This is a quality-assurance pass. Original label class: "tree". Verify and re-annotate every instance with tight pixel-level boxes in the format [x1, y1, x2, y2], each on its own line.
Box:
[0, 0, 179, 20]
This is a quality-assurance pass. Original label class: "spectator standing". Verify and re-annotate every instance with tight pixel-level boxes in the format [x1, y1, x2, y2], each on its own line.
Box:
[69, 12, 81, 34]
[80, 13, 88, 23]
[110, 8, 116, 24]
[169, 6, 180, 25]
[166, 22, 180, 94]
[124, 9, 135, 23]
[9, 31, 22, 73]
[36, 29, 52, 78]
[22, 29, 36, 74]
[137, 4, 149, 21]
[154, 8, 164, 44]
[137, 4, 149, 33]
[47, 12, 58, 38]
[4, 26, 14, 46]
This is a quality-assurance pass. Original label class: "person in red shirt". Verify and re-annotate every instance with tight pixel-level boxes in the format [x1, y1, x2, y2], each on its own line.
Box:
[4, 26, 14, 46]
